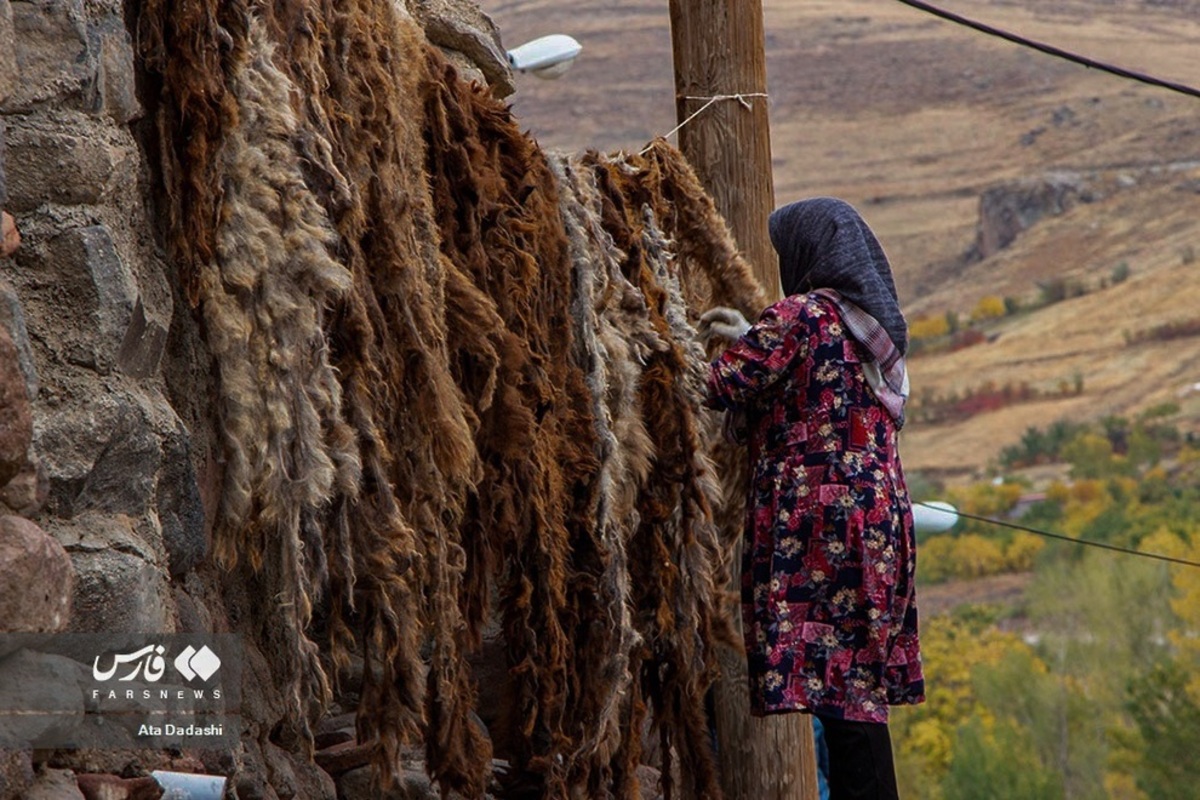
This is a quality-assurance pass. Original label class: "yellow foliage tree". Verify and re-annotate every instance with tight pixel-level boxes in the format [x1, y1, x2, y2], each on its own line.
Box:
[891, 616, 1037, 798]
[1004, 532, 1045, 572]
[952, 534, 1006, 579]
[953, 481, 1024, 518]
[970, 295, 1007, 322]
[1157, 529, 1200, 692]
[910, 314, 950, 341]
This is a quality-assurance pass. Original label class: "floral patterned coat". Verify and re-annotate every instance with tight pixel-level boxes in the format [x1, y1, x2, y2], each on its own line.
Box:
[705, 293, 924, 722]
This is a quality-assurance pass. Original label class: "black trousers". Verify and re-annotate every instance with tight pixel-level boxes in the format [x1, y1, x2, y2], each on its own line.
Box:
[814, 714, 900, 800]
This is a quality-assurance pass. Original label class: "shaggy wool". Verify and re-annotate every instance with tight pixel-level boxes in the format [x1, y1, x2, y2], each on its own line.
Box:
[280, 2, 489, 793]
[583, 143, 770, 607]
[550, 153, 646, 798]
[145, 0, 490, 794]
[138, 0, 244, 305]
[206, 16, 359, 743]
[143, 1, 767, 796]
[423, 52, 604, 797]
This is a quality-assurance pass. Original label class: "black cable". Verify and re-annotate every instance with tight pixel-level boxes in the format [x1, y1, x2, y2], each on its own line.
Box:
[914, 501, 1200, 569]
[892, 0, 1200, 101]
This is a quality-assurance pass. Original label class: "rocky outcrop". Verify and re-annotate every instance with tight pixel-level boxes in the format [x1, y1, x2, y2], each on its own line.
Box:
[973, 174, 1091, 259]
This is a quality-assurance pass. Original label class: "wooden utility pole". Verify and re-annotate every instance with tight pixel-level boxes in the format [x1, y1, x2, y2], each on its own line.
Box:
[668, 0, 782, 300]
[667, 2, 817, 800]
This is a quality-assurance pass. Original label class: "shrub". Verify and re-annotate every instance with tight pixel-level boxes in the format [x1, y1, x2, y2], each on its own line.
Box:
[1037, 278, 1067, 306]
[1005, 532, 1045, 571]
[971, 295, 1007, 322]
[911, 314, 951, 341]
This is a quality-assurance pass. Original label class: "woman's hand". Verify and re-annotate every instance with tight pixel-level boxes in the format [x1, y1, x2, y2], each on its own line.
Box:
[698, 306, 751, 343]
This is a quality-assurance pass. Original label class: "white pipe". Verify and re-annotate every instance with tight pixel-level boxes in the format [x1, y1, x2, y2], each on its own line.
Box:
[151, 771, 227, 800]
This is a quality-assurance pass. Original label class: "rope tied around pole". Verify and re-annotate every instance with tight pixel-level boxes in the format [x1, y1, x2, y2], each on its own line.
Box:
[640, 92, 769, 155]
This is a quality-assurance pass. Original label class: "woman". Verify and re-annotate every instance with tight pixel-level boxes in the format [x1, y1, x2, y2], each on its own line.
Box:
[700, 197, 923, 800]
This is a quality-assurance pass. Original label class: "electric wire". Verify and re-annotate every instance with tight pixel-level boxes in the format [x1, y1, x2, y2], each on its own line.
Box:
[891, 2, 1200, 568]
[892, 0, 1200, 101]
[914, 500, 1200, 569]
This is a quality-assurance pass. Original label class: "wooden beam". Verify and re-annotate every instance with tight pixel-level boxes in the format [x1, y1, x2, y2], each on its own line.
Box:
[668, 2, 818, 799]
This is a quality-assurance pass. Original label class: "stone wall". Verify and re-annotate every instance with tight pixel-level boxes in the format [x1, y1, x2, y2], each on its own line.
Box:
[0, 1, 208, 795]
[0, 0, 513, 797]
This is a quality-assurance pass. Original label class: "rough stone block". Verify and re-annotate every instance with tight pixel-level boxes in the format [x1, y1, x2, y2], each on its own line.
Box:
[66, 545, 172, 634]
[3, 124, 117, 211]
[19, 224, 136, 374]
[0, 326, 31, 486]
[0, 455, 48, 517]
[92, 16, 140, 124]
[264, 742, 336, 800]
[313, 741, 372, 777]
[7, 0, 93, 113]
[0, 1, 17, 106]
[336, 763, 439, 800]
[0, 649, 85, 744]
[155, 425, 206, 577]
[37, 388, 158, 519]
[0, 747, 33, 800]
[0, 514, 73, 635]
[414, 0, 514, 98]
[116, 299, 168, 380]
[0, 278, 40, 401]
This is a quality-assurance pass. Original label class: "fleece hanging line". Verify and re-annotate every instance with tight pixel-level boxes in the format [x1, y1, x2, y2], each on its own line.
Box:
[641, 93, 769, 154]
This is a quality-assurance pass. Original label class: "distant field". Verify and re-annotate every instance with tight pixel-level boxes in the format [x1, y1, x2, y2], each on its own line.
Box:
[483, 0, 1200, 479]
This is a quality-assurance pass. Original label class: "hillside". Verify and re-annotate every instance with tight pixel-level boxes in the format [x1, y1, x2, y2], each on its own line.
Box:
[484, 0, 1200, 480]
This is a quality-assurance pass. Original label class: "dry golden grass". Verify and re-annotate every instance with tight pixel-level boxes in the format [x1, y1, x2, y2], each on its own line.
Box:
[484, 0, 1200, 477]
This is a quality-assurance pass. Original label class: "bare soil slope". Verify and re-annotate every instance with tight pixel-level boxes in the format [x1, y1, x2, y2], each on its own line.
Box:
[485, 0, 1200, 478]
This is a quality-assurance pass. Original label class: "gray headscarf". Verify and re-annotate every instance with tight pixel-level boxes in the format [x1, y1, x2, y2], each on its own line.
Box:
[768, 197, 908, 355]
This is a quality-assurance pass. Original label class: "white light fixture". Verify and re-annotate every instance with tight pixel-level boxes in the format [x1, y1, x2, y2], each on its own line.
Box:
[912, 501, 958, 535]
[507, 34, 583, 80]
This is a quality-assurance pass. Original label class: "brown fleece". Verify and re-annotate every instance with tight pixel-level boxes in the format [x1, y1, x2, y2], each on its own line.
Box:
[138, 0, 244, 305]
[423, 51, 606, 796]
[145, 1, 764, 795]
[579, 152, 727, 800]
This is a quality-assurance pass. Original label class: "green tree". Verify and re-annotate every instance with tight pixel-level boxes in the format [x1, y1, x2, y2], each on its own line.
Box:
[943, 717, 1063, 800]
[1127, 661, 1200, 800]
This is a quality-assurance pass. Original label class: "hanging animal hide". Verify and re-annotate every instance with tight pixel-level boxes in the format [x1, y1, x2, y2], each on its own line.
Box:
[138, 0, 244, 305]
[205, 17, 359, 744]
[550, 153, 648, 798]
[272, 2, 489, 793]
[143, 1, 767, 796]
[423, 52, 608, 797]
